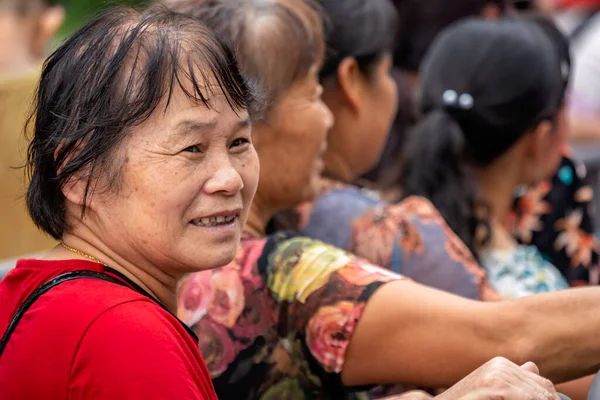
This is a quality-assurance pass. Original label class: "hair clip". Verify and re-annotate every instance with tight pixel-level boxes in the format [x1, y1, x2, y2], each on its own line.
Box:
[442, 89, 474, 110]
[458, 93, 474, 109]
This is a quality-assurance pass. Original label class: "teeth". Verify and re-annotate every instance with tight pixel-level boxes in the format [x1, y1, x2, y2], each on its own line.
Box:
[192, 214, 237, 227]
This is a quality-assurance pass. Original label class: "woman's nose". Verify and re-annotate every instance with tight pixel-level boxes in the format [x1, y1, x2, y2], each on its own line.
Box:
[203, 158, 244, 196]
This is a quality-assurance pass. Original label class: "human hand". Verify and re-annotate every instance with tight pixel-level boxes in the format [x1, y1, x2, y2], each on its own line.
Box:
[436, 357, 559, 400]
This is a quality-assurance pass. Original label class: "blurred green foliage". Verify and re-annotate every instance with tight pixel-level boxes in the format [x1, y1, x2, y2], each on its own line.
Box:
[56, 0, 150, 38]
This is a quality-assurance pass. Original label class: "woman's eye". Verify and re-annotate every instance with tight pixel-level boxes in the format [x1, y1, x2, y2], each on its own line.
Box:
[230, 138, 250, 148]
[183, 145, 201, 153]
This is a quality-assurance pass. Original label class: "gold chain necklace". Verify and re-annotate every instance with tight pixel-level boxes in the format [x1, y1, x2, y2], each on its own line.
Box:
[60, 241, 104, 265]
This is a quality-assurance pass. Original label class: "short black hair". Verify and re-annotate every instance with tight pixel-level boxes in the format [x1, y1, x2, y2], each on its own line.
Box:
[26, 5, 253, 239]
[317, 0, 398, 80]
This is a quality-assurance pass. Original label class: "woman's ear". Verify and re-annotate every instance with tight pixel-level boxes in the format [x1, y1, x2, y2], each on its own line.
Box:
[528, 120, 554, 159]
[55, 144, 90, 208]
[61, 173, 90, 208]
[336, 57, 364, 114]
[33, 6, 65, 57]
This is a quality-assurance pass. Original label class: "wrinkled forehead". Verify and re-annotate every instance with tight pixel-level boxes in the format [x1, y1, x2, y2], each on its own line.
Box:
[154, 74, 250, 125]
[125, 72, 249, 147]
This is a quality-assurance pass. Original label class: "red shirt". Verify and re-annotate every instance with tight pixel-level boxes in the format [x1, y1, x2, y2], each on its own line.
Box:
[0, 259, 218, 400]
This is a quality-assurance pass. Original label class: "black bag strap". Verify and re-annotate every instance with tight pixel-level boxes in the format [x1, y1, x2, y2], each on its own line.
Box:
[0, 270, 127, 357]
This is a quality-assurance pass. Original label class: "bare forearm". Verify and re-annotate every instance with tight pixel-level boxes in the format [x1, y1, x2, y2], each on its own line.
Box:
[343, 281, 523, 387]
[496, 288, 600, 383]
[343, 282, 600, 388]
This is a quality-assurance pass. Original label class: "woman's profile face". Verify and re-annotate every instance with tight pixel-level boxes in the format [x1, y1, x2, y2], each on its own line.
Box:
[83, 84, 259, 273]
[322, 54, 398, 181]
[542, 106, 569, 178]
[348, 54, 398, 177]
[254, 66, 334, 208]
[522, 105, 569, 185]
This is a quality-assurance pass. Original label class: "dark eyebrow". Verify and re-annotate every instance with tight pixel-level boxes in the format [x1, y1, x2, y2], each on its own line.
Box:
[174, 118, 250, 135]
[238, 118, 251, 129]
[174, 120, 218, 133]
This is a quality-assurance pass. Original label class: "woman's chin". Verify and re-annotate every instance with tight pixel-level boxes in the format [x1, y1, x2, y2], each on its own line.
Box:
[191, 251, 238, 272]
[298, 177, 322, 205]
[180, 239, 241, 272]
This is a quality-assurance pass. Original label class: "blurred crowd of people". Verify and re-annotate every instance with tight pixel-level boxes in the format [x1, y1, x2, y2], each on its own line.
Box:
[0, 0, 63, 259]
[5, 0, 600, 399]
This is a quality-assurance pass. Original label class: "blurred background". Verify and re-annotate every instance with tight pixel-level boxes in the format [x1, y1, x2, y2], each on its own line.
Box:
[0, 0, 151, 267]
[57, 0, 148, 39]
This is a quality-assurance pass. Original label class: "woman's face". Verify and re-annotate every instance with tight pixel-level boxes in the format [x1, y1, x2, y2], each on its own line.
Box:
[253, 66, 334, 209]
[542, 106, 570, 178]
[81, 86, 259, 273]
[323, 54, 398, 180]
[524, 106, 569, 184]
[353, 54, 398, 176]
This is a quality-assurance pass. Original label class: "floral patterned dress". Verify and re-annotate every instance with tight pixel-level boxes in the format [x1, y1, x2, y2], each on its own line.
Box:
[510, 154, 600, 286]
[284, 181, 500, 301]
[177, 232, 403, 400]
[480, 246, 569, 299]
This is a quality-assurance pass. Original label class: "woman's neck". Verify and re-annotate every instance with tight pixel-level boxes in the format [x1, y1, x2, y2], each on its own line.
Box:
[476, 160, 522, 251]
[478, 171, 516, 223]
[323, 153, 353, 183]
[45, 231, 180, 312]
[322, 129, 354, 184]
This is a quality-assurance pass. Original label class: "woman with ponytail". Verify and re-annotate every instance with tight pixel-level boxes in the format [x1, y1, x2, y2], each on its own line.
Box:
[401, 17, 571, 298]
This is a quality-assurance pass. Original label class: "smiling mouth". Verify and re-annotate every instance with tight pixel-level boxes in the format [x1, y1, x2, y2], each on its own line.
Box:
[191, 214, 238, 227]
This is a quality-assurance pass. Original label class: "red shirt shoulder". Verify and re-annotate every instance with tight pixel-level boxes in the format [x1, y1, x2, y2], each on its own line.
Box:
[0, 259, 217, 400]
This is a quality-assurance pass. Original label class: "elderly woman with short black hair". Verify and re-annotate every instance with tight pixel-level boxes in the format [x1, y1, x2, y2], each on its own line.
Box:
[0, 5, 259, 398]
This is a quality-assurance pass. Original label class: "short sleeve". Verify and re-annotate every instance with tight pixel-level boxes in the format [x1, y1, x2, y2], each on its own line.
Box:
[257, 234, 401, 382]
[69, 300, 216, 400]
[347, 196, 499, 301]
[300, 187, 382, 250]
